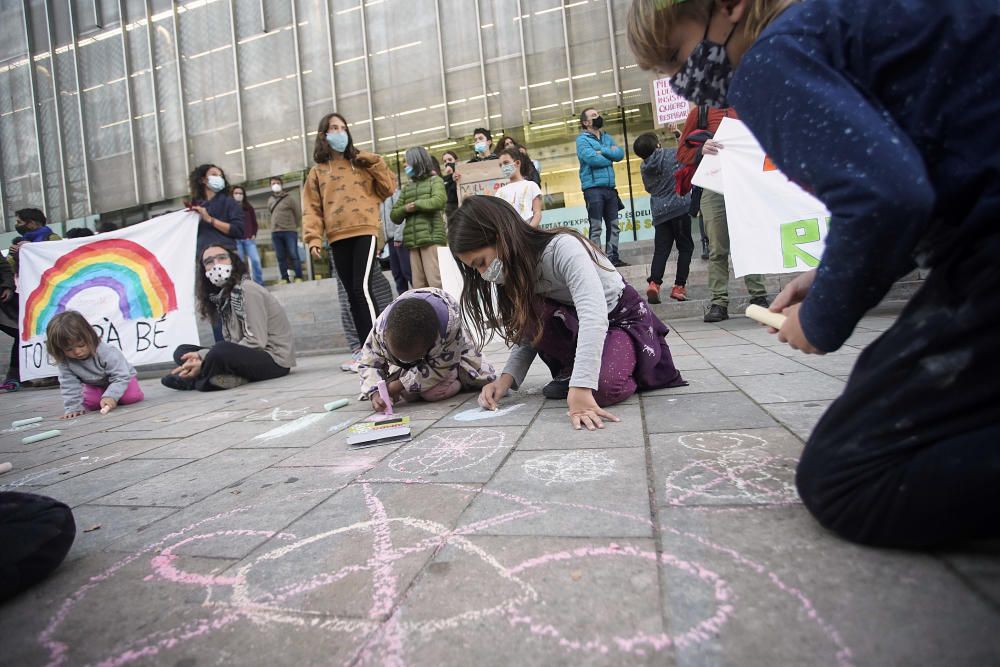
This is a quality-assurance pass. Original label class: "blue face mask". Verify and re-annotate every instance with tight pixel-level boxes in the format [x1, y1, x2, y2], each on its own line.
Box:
[474, 141, 488, 154]
[207, 175, 226, 192]
[404, 165, 414, 177]
[500, 163, 517, 178]
[326, 131, 349, 152]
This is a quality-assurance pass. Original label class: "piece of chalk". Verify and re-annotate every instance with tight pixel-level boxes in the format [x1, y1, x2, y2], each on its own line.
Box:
[324, 399, 349, 412]
[100, 405, 111, 415]
[0, 462, 12, 474]
[12, 416, 43, 428]
[22, 430, 62, 445]
[745, 304, 787, 329]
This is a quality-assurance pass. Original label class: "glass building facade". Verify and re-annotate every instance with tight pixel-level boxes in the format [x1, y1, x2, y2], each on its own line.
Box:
[0, 0, 671, 244]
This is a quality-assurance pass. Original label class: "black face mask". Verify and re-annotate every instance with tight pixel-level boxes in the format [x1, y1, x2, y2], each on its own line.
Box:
[591, 116, 604, 130]
[15, 223, 30, 235]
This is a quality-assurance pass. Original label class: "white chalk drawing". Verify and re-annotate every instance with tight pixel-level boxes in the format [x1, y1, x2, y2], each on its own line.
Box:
[253, 413, 327, 442]
[270, 407, 310, 421]
[522, 451, 617, 486]
[453, 403, 525, 422]
[34, 481, 855, 667]
[388, 428, 507, 474]
[327, 418, 357, 434]
[663, 432, 799, 506]
[0, 454, 122, 489]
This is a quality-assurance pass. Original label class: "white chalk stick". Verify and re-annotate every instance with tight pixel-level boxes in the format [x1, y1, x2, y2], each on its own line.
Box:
[0, 462, 12, 474]
[22, 430, 62, 445]
[745, 304, 787, 329]
[100, 405, 111, 415]
[324, 399, 350, 412]
[12, 416, 43, 428]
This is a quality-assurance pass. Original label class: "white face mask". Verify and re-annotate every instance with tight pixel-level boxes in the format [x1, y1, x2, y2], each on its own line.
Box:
[205, 263, 233, 287]
[271, 183, 282, 194]
[482, 257, 505, 284]
[233, 193, 244, 202]
[206, 174, 226, 192]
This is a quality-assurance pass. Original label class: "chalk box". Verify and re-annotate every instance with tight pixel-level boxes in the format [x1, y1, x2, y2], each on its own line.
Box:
[346, 416, 412, 448]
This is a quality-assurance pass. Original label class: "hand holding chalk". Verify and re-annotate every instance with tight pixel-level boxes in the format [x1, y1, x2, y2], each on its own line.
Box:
[745, 304, 787, 330]
[376, 380, 394, 416]
[99, 397, 117, 415]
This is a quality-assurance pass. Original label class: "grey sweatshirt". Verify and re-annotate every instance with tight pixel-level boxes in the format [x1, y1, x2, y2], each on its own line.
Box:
[57, 341, 136, 414]
[213, 280, 297, 369]
[503, 234, 624, 390]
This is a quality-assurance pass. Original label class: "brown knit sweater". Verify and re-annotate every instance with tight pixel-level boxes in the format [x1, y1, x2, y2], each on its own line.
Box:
[302, 151, 397, 249]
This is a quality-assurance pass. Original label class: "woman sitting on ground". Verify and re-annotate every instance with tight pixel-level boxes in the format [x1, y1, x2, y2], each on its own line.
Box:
[161, 245, 296, 391]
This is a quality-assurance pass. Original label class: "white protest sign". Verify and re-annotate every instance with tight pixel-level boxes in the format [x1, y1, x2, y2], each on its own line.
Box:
[714, 118, 831, 277]
[652, 77, 690, 126]
[17, 210, 200, 380]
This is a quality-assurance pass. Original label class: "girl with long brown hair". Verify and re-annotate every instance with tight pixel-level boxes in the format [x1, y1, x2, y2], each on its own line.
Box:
[448, 195, 686, 431]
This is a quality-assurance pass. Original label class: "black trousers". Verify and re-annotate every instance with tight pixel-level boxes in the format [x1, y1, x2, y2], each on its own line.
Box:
[648, 214, 694, 286]
[174, 342, 289, 391]
[797, 232, 1000, 548]
[0, 492, 76, 602]
[330, 235, 381, 343]
[1, 323, 18, 381]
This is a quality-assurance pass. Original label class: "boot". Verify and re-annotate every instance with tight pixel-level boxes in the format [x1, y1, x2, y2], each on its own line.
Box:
[700, 236, 710, 260]
[646, 281, 661, 304]
[704, 304, 729, 323]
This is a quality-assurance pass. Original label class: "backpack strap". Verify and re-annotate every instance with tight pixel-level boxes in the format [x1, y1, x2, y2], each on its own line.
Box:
[697, 105, 709, 131]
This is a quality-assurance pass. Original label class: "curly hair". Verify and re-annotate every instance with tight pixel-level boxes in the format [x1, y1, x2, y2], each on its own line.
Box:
[194, 245, 247, 321]
[188, 164, 228, 201]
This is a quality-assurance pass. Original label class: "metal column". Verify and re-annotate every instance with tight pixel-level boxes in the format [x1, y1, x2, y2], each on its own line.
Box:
[560, 0, 575, 115]
[143, 0, 166, 199]
[472, 0, 490, 124]
[117, 0, 142, 204]
[227, 0, 248, 180]
[289, 0, 309, 167]
[66, 0, 93, 213]
[515, 0, 531, 124]
[357, 0, 376, 150]
[42, 0, 70, 217]
[605, 0, 622, 107]
[432, 0, 450, 132]
[20, 0, 49, 215]
[169, 1, 191, 178]
[323, 0, 338, 113]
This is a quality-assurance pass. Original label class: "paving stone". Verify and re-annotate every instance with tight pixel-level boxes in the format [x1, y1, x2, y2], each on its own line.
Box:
[658, 506, 1000, 667]
[37, 458, 194, 507]
[649, 427, 803, 508]
[762, 401, 833, 440]
[400, 536, 668, 667]
[458, 448, 652, 537]
[644, 392, 777, 433]
[728, 371, 846, 403]
[520, 403, 644, 449]
[703, 348, 811, 376]
[273, 418, 436, 467]
[361, 426, 525, 483]
[64, 504, 178, 561]
[642, 368, 738, 396]
[673, 354, 715, 371]
[438, 397, 544, 427]
[684, 331, 754, 349]
[796, 353, 861, 377]
[94, 448, 295, 507]
[0, 437, 175, 481]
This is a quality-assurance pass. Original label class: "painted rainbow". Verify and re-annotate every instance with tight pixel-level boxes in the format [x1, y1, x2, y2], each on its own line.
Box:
[22, 238, 179, 340]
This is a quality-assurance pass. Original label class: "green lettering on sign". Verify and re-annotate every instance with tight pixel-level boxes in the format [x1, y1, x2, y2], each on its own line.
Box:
[780, 218, 821, 268]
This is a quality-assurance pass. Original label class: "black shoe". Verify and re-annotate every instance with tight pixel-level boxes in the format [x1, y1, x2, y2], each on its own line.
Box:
[748, 296, 770, 308]
[700, 242, 710, 260]
[611, 258, 628, 268]
[704, 304, 729, 323]
[542, 378, 570, 399]
[161, 374, 196, 391]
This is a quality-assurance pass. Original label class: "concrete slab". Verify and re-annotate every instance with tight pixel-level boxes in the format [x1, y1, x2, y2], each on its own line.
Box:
[761, 401, 834, 440]
[642, 367, 738, 396]
[520, 403, 645, 449]
[36, 457, 194, 507]
[644, 392, 777, 434]
[728, 371, 846, 403]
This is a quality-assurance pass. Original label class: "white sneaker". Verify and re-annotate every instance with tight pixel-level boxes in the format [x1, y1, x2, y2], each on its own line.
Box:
[340, 352, 361, 373]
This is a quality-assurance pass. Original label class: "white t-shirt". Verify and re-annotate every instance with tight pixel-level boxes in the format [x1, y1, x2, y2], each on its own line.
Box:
[495, 179, 542, 222]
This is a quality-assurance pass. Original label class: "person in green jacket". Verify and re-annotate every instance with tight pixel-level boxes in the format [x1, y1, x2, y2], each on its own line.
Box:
[391, 147, 447, 289]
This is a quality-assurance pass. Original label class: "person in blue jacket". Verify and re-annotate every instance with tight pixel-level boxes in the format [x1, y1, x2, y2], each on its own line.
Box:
[627, 0, 1000, 549]
[576, 108, 627, 267]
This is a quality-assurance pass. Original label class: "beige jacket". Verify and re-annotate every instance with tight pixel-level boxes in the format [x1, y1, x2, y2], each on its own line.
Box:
[302, 151, 396, 249]
[267, 192, 300, 232]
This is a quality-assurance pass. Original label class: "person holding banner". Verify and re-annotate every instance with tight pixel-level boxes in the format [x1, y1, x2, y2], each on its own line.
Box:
[187, 165, 244, 252]
[449, 196, 686, 431]
[627, 0, 1000, 548]
[303, 112, 397, 345]
[162, 245, 295, 391]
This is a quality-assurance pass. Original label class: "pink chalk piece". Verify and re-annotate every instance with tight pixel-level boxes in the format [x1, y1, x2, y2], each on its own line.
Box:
[376, 379, 394, 416]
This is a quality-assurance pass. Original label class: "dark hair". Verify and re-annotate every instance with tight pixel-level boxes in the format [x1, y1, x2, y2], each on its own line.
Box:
[384, 298, 439, 360]
[96, 221, 118, 234]
[499, 136, 518, 150]
[313, 112, 359, 164]
[269, 175, 283, 185]
[15, 208, 47, 227]
[579, 107, 598, 129]
[46, 310, 100, 364]
[195, 245, 246, 321]
[404, 146, 436, 181]
[633, 132, 660, 160]
[447, 195, 607, 347]
[442, 150, 459, 163]
[64, 227, 95, 239]
[188, 164, 227, 201]
[231, 185, 252, 211]
[472, 127, 493, 143]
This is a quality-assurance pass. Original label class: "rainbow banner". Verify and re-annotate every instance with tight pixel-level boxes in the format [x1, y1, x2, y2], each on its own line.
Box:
[16, 210, 200, 380]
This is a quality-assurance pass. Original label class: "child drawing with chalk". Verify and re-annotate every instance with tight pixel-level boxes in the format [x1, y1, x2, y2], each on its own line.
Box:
[448, 196, 686, 431]
[46, 310, 144, 418]
[626, 0, 1000, 548]
[357, 287, 496, 412]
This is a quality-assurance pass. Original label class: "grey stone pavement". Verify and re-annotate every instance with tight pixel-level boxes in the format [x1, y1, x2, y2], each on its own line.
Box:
[1, 311, 997, 667]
